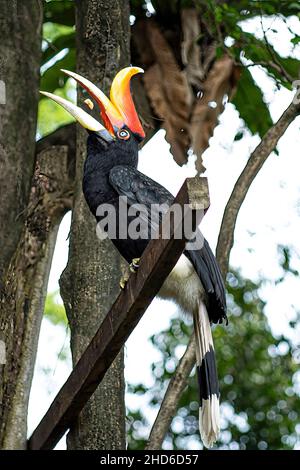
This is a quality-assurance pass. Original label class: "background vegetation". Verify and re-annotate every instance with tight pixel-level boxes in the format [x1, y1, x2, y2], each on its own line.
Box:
[1, 0, 299, 450]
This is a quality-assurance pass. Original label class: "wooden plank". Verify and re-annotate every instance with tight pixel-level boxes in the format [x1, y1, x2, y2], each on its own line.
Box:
[28, 177, 209, 450]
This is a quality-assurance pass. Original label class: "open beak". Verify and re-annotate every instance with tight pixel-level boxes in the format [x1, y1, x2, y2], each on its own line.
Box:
[40, 66, 145, 141]
[39, 91, 114, 143]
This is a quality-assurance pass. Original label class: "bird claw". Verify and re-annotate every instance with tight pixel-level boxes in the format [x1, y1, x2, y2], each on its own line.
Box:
[119, 275, 129, 290]
[120, 259, 140, 288]
[129, 258, 140, 273]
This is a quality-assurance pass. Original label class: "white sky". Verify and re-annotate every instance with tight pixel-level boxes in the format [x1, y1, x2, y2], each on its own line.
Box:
[28, 16, 300, 449]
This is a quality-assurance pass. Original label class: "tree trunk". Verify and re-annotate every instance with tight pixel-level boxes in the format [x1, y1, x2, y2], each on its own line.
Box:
[0, 0, 42, 449]
[0, 0, 42, 283]
[60, 0, 130, 450]
[0, 143, 74, 449]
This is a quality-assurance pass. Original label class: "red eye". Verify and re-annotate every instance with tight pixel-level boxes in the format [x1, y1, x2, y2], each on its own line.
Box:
[117, 129, 130, 140]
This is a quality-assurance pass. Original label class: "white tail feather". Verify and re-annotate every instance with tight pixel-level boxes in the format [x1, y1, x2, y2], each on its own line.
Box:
[199, 395, 220, 448]
[194, 301, 220, 448]
[194, 301, 213, 361]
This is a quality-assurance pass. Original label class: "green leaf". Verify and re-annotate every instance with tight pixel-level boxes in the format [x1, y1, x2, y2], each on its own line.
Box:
[40, 48, 75, 92]
[44, 291, 68, 326]
[234, 31, 300, 87]
[291, 36, 300, 45]
[288, 2, 300, 11]
[229, 0, 300, 18]
[232, 68, 273, 137]
[38, 79, 75, 137]
[43, 0, 75, 26]
[42, 31, 75, 65]
[43, 21, 74, 43]
[216, 46, 225, 58]
[234, 131, 244, 141]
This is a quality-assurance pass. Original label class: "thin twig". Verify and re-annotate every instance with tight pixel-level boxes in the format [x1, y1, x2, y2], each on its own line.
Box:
[259, 15, 294, 84]
[43, 38, 60, 53]
[145, 336, 196, 450]
[216, 98, 300, 277]
[246, 60, 294, 83]
[145, 97, 300, 450]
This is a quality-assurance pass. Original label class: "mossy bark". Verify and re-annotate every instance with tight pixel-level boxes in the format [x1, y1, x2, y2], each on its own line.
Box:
[0, 144, 74, 449]
[59, 0, 130, 450]
[0, 0, 43, 448]
[0, 0, 42, 283]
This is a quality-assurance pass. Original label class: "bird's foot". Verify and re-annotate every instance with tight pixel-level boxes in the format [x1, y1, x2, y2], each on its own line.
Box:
[119, 275, 129, 290]
[129, 257, 141, 273]
[120, 258, 140, 288]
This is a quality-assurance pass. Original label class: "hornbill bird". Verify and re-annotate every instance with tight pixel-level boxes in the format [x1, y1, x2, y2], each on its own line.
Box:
[41, 66, 227, 448]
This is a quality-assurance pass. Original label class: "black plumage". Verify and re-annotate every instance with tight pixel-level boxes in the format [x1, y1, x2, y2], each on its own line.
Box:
[83, 129, 227, 325]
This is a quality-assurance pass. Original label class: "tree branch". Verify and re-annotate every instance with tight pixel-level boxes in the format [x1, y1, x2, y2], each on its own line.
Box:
[145, 97, 300, 450]
[246, 61, 294, 85]
[0, 145, 74, 448]
[145, 335, 196, 450]
[37, 122, 76, 159]
[259, 15, 294, 85]
[216, 98, 300, 278]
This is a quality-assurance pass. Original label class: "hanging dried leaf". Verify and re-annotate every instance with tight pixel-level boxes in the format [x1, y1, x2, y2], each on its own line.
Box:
[181, 9, 205, 87]
[190, 56, 241, 174]
[143, 64, 189, 165]
[132, 17, 241, 173]
[143, 22, 192, 166]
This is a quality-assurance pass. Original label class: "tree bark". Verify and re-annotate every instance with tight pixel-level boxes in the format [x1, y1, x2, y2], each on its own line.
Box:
[59, 0, 130, 450]
[145, 334, 197, 450]
[0, 0, 42, 284]
[0, 144, 74, 449]
[0, 0, 43, 449]
[216, 99, 300, 276]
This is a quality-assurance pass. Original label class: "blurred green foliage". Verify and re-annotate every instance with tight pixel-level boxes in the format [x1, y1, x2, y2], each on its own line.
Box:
[43, 0, 75, 26]
[38, 5, 76, 137]
[126, 270, 300, 450]
[44, 291, 68, 326]
[38, 78, 75, 137]
[44, 266, 300, 449]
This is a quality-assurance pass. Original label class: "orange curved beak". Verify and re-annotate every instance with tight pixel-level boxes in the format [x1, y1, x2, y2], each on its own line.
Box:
[61, 67, 145, 139]
[110, 67, 145, 139]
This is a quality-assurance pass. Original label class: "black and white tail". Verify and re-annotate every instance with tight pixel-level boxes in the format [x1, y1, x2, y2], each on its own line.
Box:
[193, 301, 220, 448]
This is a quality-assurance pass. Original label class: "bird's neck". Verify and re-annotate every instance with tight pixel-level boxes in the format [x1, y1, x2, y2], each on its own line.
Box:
[82, 149, 137, 216]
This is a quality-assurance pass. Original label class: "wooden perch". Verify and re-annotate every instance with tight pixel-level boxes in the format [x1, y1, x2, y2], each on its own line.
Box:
[27, 176, 210, 450]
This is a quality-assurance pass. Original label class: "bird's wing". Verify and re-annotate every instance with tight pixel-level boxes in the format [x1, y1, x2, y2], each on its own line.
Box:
[109, 165, 174, 231]
[185, 241, 227, 324]
[110, 165, 227, 324]
[109, 165, 174, 206]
